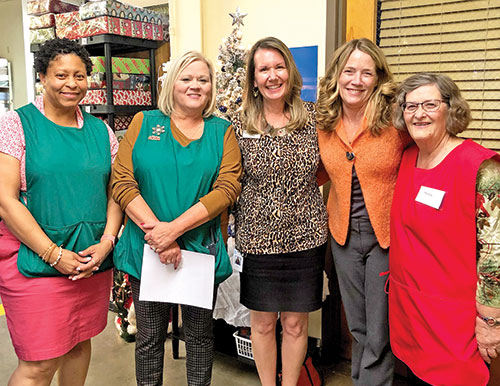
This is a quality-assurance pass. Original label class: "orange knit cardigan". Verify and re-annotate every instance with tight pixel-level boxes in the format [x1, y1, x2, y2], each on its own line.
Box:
[317, 119, 410, 249]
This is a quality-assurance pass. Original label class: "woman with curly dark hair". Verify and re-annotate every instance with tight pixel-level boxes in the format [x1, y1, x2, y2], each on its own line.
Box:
[0, 38, 122, 385]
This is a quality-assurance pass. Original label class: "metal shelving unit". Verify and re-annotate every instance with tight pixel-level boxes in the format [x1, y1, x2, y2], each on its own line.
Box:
[0, 59, 13, 114]
[31, 35, 160, 130]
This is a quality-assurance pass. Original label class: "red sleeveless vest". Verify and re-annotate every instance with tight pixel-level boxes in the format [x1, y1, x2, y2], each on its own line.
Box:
[389, 139, 497, 386]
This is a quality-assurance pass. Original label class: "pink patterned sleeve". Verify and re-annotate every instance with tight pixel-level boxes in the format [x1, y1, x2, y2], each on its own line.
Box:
[105, 123, 119, 163]
[0, 111, 27, 191]
[0, 110, 25, 160]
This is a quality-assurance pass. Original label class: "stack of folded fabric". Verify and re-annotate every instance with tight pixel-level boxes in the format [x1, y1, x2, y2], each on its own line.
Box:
[80, 56, 152, 106]
[27, 0, 78, 44]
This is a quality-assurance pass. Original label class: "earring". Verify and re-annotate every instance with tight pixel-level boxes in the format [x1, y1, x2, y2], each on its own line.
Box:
[252, 86, 259, 98]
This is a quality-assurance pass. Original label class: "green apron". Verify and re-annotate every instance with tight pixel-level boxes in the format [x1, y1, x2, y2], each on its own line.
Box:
[16, 103, 113, 277]
[113, 110, 232, 284]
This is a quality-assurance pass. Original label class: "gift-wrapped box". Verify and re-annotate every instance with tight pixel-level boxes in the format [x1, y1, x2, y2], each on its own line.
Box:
[79, 15, 133, 39]
[30, 27, 56, 44]
[80, 89, 152, 105]
[55, 11, 80, 39]
[91, 56, 150, 74]
[131, 20, 162, 41]
[89, 72, 151, 91]
[100, 115, 134, 130]
[29, 13, 55, 29]
[152, 24, 162, 41]
[27, 0, 78, 16]
[79, 0, 167, 26]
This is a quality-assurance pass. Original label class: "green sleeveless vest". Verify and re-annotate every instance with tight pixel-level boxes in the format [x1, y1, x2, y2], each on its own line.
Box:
[16, 103, 113, 277]
[113, 110, 232, 284]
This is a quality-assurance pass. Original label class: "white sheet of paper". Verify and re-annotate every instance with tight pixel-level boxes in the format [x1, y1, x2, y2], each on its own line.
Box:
[139, 245, 215, 309]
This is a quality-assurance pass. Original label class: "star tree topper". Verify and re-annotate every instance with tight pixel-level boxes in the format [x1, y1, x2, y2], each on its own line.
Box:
[229, 7, 247, 26]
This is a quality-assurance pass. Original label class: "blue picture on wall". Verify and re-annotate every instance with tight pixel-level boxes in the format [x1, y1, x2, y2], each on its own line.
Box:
[290, 45, 318, 102]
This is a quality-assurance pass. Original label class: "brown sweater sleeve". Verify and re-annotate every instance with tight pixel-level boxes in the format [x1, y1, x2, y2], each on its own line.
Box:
[113, 115, 242, 218]
[111, 112, 144, 211]
[198, 125, 242, 219]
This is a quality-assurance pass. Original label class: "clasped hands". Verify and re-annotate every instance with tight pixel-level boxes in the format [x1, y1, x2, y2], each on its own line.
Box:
[143, 221, 182, 269]
[52, 240, 114, 281]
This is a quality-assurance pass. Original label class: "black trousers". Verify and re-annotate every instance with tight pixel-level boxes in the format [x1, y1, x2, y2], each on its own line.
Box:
[130, 275, 216, 386]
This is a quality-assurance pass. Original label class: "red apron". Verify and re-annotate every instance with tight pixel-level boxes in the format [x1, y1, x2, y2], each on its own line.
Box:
[389, 139, 497, 386]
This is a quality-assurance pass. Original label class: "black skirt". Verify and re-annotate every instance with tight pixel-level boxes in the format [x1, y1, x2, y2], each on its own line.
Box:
[240, 243, 326, 312]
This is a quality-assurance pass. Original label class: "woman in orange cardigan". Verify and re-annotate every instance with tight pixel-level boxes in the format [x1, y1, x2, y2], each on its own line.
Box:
[316, 38, 410, 386]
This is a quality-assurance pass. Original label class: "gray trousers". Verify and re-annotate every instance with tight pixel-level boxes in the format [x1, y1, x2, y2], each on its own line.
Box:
[130, 275, 216, 386]
[331, 218, 395, 386]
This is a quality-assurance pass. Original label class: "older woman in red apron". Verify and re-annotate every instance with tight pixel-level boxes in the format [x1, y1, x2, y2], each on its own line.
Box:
[390, 72, 500, 385]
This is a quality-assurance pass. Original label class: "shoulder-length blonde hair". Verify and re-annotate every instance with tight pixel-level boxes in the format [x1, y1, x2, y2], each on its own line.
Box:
[158, 51, 216, 118]
[316, 38, 395, 135]
[242, 37, 307, 134]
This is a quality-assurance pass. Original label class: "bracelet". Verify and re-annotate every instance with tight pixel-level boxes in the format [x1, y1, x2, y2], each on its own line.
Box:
[39, 242, 56, 262]
[100, 234, 116, 248]
[478, 314, 500, 327]
[42, 244, 57, 262]
[49, 245, 63, 268]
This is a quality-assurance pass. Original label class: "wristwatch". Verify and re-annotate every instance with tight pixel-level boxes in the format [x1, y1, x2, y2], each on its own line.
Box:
[478, 314, 500, 327]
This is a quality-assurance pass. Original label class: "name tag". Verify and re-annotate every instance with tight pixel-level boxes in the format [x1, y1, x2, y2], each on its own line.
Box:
[415, 186, 445, 209]
[233, 248, 244, 272]
[242, 131, 260, 139]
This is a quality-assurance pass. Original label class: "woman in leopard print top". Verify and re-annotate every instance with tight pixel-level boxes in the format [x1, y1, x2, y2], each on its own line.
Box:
[233, 36, 327, 386]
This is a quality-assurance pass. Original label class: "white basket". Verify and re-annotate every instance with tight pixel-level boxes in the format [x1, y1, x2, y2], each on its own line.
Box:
[233, 331, 254, 360]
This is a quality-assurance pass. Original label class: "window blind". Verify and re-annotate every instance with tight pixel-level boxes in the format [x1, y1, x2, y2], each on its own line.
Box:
[377, 0, 500, 151]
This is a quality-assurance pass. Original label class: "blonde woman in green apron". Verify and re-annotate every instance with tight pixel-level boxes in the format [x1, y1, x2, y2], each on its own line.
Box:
[0, 38, 122, 386]
[112, 51, 242, 386]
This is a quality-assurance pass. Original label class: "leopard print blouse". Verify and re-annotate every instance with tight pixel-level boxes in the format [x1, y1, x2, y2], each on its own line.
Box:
[233, 101, 328, 255]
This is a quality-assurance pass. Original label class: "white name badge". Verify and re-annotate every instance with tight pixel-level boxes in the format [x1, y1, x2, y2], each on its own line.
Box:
[233, 248, 244, 272]
[415, 186, 446, 209]
[242, 131, 261, 139]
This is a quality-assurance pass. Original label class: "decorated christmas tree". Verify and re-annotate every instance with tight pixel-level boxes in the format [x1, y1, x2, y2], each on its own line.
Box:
[215, 8, 248, 121]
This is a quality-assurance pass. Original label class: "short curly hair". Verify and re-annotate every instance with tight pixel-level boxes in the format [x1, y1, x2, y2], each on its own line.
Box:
[393, 73, 471, 135]
[34, 38, 93, 76]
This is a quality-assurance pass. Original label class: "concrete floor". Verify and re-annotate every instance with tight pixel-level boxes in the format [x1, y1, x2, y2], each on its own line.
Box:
[0, 311, 407, 386]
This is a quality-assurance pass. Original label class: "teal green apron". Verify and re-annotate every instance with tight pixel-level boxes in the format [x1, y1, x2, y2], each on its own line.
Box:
[114, 110, 232, 284]
[16, 103, 113, 277]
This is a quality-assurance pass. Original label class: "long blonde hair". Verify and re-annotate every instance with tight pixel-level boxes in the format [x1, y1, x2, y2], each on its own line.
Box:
[242, 37, 307, 134]
[158, 51, 216, 118]
[316, 38, 395, 135]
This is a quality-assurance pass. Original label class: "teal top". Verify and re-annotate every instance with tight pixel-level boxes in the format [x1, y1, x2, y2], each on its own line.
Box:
[114, 110, 232, 284]
[16, 103, 113, 277]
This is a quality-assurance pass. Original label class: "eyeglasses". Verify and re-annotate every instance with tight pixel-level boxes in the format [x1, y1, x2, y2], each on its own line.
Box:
[401, 99, 448, 113]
